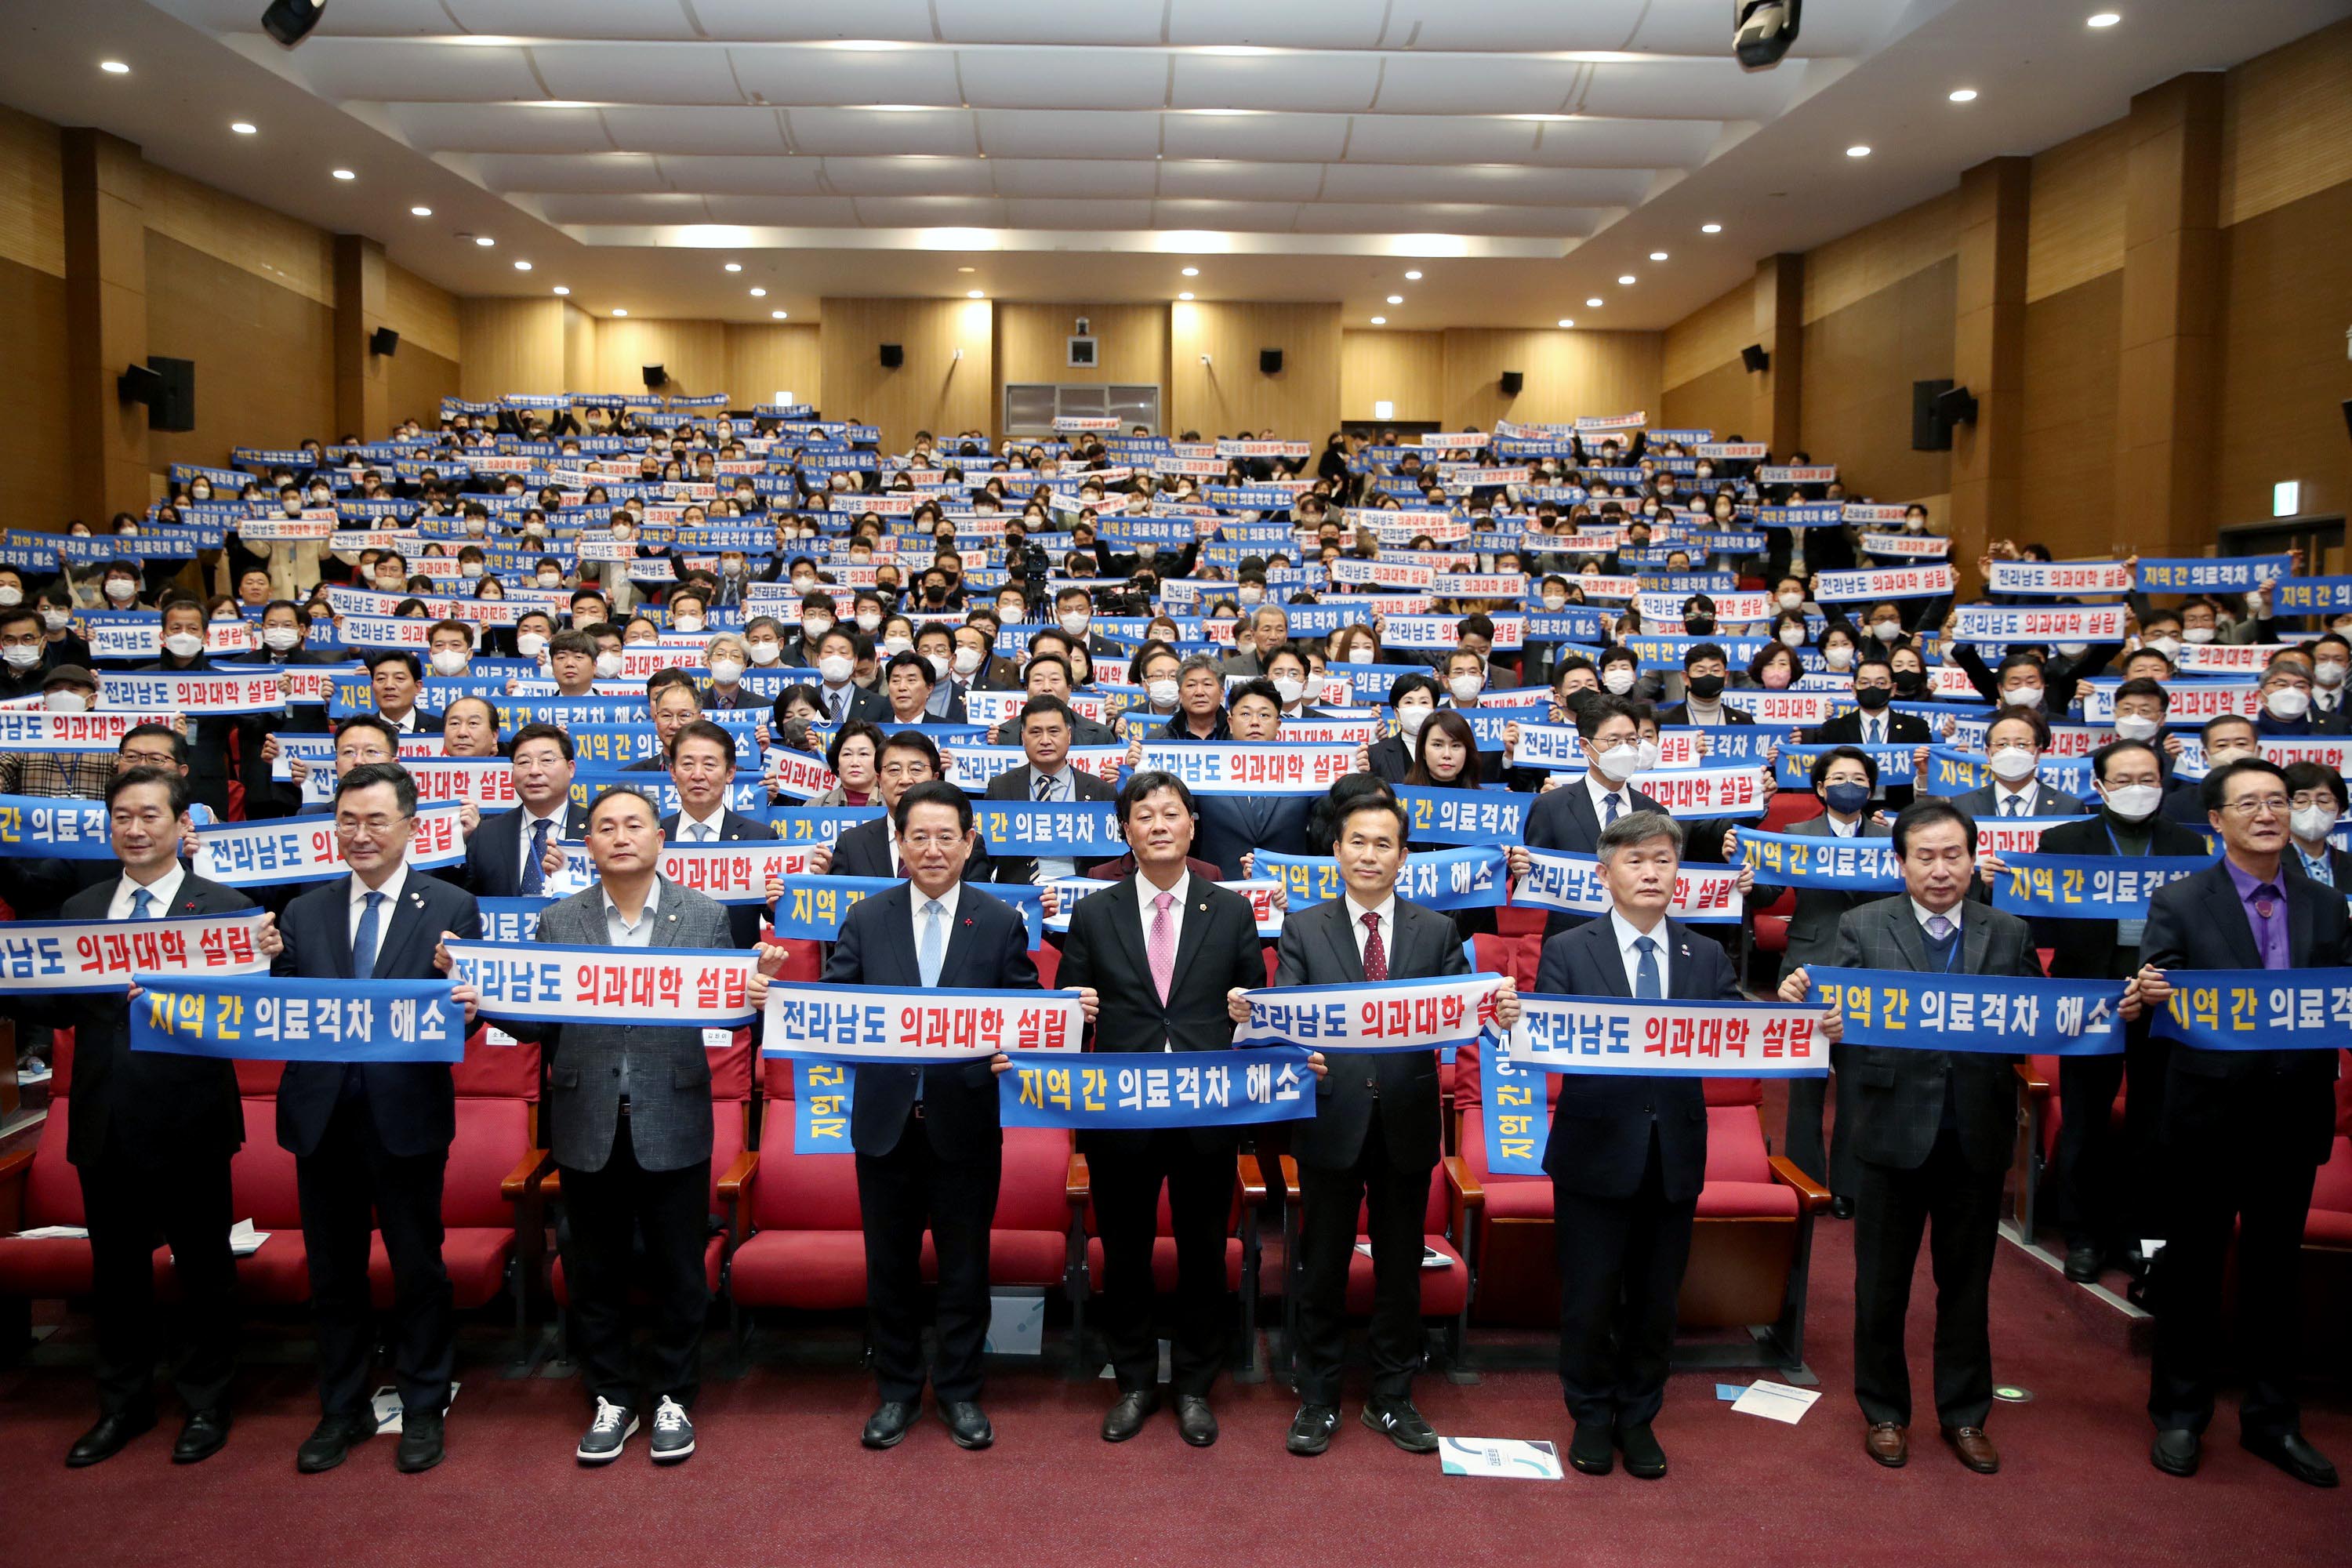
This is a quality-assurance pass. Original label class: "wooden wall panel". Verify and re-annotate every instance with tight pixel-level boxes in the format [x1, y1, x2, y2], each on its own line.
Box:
[1660, 358, 1755, 442]
[2220, 15, 2352, 227]
[724, 322, 822, 410]
[996, 303, 1167, 389]
[141, 165, 332, 307]
[2017, 270, 2122, 556]
[144, 230, 334, 470]
[1167, 301, 1339, 440]
[383, 261, 459, 362]
[821, 297, 995, 452]
[2214, 178, 2352, 526]
[0, 252, 72, 524]
[0, 103, 64, 278]
[592, 318, 728, 401]
[1438, 328, 1661, 433]
[388, 346, 460, 434]
[1802, 190, 1958, 325]
[458, 297, 566, 400]
[1661, 281, 1751, 390]
[1340, 329, 1445, 422]
[1798, 256, 1957, 502]
[563, 302, 596, 394]
[2027, 119, 2129, 303]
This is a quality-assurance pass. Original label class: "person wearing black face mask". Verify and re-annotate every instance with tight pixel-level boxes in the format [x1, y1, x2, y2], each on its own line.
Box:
[1681, 593, 1718, 641]
[1658, 646, 1755, 728]
[1805, 652, 1929, 811]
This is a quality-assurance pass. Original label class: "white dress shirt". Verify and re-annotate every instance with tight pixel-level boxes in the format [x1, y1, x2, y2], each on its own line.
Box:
[1993, 782, 2040, 817]
[1608, 908, 1671, 997]
[110, 862, 186, 919]
[1342, 891, 1398, 969]
[1584, 771, 1634, 830]
[676, 804, 728, 842]
[1824, 813, 1860, 839]
[347, 862, 411, 975]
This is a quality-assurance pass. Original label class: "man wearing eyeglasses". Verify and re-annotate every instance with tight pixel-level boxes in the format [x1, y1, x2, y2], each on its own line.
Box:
[256, 762, 481, 1478]
[2134, 757, 2347, 1488]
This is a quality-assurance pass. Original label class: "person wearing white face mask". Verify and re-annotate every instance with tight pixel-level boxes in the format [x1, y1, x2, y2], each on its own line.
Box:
[742, 615, 787, 672]
[1053, 586, 1112, 656]
[2282, 760, 2352, 887]
[808, 627, 884, 724]
[2032, 739, 2212, 1284]
[1951, 709, 2089, 850]
[2309, 635, 2352, 720]
[702, 632, 754, 711]
[1523, 695, 1670, 938]
[424, 621, 475, 681]
[1359, 673, 1442, 783]
[2252, 657, 2337, 738]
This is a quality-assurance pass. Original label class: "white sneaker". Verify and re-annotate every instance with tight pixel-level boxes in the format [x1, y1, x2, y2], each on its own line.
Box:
[649, 1396, 695, 1465]
[576, 1397, 637, 1465]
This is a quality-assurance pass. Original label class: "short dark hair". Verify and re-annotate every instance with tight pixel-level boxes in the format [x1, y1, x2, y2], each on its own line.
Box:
[118, 722, 187, 766]
[1987, 703, 2051, 750]
[1891, 797, 1975, 857]
[1018, 694, 1074, 733]
[107, 764, 188, 818]
[336, 760, 417, 817]
[2201, 756, 2287, 817]
[2282, 759, 2347, 810]
[364, 649, 420, 680]
[1228, 676, 1282, 713]
[1116, 768, 1195, 826]
[2112, 676, 2169, 711]
[586, 786, 659, 830]
[510, 720, 574, 760]
[646, 666, 698, 702]
[667, 718, 735, 767]
[2201, 712, 2256, 746]
[335, 713, 401, 751]
[879, 728, 942, 775]
[1386, 672, 1441, 708]
[1683, 641, 1729, 670]
[1810, 743, 1878, 791]
[1575, 693, 1638, 740]
[884, 649, 936, 688]
[549, 628, 597, 659]
[1333, 789, 1410, 842]
[891, 778, 972, 835]
[2090, 739, 2162, 781]
[826, 719, 884, 774]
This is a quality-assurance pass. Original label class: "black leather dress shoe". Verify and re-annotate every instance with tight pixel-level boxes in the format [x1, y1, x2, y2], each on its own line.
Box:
[2241, 1431, 2339, 1488]
[1567, 1421, 1614, 1475]
[396, 1410, 445, 1475]
[296, 1414, 377, 1475]
[2063, 1243, 2103, 1283]
[1616, 1421, 1668, 1479]
[939, 1400, 993, 1450]
[1362, 1397, 1439, 1454]
[66, 1409, 155, 1468]
[2151, 1428, 2200, 1477]
[1829, 1196, 1856, 1221]
[1286, 1403, 1339, 1457]
[861, 1400, 918, 1450]
[1175, 1396, 1218, 1447]
[1102, 1388, 1159, 1443]
[172, 1409, 231, 1465]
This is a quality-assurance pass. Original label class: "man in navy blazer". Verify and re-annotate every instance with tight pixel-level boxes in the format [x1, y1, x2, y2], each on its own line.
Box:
[1535, 810, 1744, 1481]
[819, 780, 1092, 1455]
[457, 722, 588, 898]
[262, 762, 480, 1479]
[1524, 695, 1668, 937]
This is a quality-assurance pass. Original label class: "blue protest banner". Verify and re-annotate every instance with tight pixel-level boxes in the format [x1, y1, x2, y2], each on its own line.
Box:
[971, 800, 1123, 858]
[476, 897, 553, 943]
[1479, 1029, 1549, 1175]
[998, 1048, 1316, 1130]
[1774, 743, 1917, 789]
[1392, 786, 1528, 846]
[1255, 846, 1510, 911]
[793, 1058, 855, 1153]
[0, 794, 118, 859]
[1990, 854, 2216, 920]
[131, 975, 466, 1063]
[1809, 967, 2128, 1056]
[2151, 970, 2352, 1052]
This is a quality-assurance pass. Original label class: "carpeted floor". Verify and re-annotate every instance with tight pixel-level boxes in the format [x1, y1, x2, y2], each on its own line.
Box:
[3, 1220, 2346, 1568]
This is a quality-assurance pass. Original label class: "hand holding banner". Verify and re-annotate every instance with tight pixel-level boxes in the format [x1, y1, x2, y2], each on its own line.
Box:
[1508, 993, 1828, 1077]
[760, 982, 1085, 1065]
[1233, 974, 1505, 1055]
[1809, 966, 2128, 1056]
[446, 939, 760, 1025]
[2151, 969, 2352, 1051]
[131, 975, 467, 1063]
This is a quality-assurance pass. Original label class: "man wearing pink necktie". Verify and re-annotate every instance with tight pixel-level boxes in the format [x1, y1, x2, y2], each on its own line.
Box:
[1055, 771, 1272, 1448]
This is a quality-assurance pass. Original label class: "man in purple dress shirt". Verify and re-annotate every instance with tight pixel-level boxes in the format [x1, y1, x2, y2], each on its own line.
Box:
[2138, 757, 2346, 1489]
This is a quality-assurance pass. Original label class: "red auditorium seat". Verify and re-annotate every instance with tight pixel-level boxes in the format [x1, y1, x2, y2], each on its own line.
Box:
[1760, 789, 1823, 833]
[1445, 1049, 1828, 1375]
[1073, 1152, 1267, 1375]
[1278, 1150, 1470, 1376]
[2305, 1051, 2352, 1253]
[0, 1098, 115, 1314]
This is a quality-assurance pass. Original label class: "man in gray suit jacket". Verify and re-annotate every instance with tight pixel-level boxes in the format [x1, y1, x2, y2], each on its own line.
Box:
[492, 786, 757, 1470]
[1782, 798, 2085, 1479]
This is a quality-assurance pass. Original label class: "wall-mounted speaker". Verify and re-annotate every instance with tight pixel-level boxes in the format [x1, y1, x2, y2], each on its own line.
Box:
[879, 343, 904, 369]
[1911, 378, 1955, 451]
[147, 357, 195, 432]
[1740, 343, 1770, 372]
[1934, 383, 1980, 428]
[368, 326, 400, 357]
[117, 361, 161, 409]
[642, 364, 667, 389]
[1259, 348, 1283, 375]
[1498, 370, 1524, 397]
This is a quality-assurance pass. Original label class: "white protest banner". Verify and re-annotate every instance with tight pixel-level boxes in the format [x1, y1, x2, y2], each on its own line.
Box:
[1951, 604, 2128, 643]
[2078, 678, 2259, 724]
[401, 759, 522, 811]
[448, 940, 759, 1026]
[1330, 557, 1436, 592]
[1987, 559, 2134, 596]
[1858, 532, 1951, 559]
[1509, 995, 1827, 1077]
[1234, 974, 1505, 1054]
[760, 982, 1086, 1065]
[1512, 848, 1745, 924]
[96, 668, 290, 717]
[1134, 742, 1357, 795]
[763, 746, 840, 800]
[546, 838, 818, 905]
[1808, 564, 1956, 602]
[0, 709, 185, 753]
[0, 912, 272, 993]
[2172, 641, 2295, 676]
[1637, 591, 1776, 623]
[191, 802, 466, 887]
[1634, 764, 1772, 820]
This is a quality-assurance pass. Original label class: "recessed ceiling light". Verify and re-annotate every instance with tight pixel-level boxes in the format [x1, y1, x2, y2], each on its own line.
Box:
[1701, 223, 1722, 234]
[474, 235, 495, 246]
[1649, 251, 1668, 261]
[771, 310, 787, 319]
[612, 309, 627, 317]
[552, 286, 570, 296]
[2087, 12, 2121, 27]
[1557, 318, 1575, 328]
[230, 122, 256, 135]
[410, 205, 432, 217]
[1404, 270, 1422, 281]
[750, 287, 766, 297]
[331, 169, 355, 180]
[1586, 297, 1604, 307]
[967, 290, 983, 299]
[100, 60, 129, 74]
[1178, 292, 1194, 301]
[1617, 274, 1636, 285]
[1949, 88, 1978, 102]
[1181, 266, 1200, 277]
[1370, 317, 1386, 325]
[724, 263, 742, 272]
[956, 265, 975, 273]
[1846, 145, 1871, 158]
[1386, 295, 1403, 304]
[514, 260, 532, 271]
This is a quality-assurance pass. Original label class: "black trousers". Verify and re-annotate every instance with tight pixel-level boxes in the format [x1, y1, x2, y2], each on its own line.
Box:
[856, 1119, 1000, 1404]
[77, 1142, 237, 1417]
[2150, 1114, 2320, 1439]
[559, 1112, 710, 1410]
[2056, 1013, 2164, 1249]
[1092, 1130, 1232, 1397]
[1851, 1128, 2003, 1431]
[1294, 1145, 1432, 1407]
[1552, 1128, 1696, 1428]
[1783, 1041, 1859, 1197]
[295, 1094, 452, 1419]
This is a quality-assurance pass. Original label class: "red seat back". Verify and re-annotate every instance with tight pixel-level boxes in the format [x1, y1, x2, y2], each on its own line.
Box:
[23, 1099, 84, 1228]
[230, 1098, 306, 1229]
[749, 1137, 862, 1232]
[995, 1128, 1073, 1232]
[1033, 943, 1061, 989]
[452, 1025, 539, 1099]
[1761, 790, 1822, 832]
[1704, 1102, 1773, 1183]
[443, 1097, 530, 1229]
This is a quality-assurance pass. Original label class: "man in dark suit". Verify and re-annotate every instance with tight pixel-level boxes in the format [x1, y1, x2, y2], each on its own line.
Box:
[659, 718, 775, 950]
[1524, 695, 1665, 937]
[263, 762, 481, 1477]
[825, 781, 1074, 1454]
[2136, 757, 2344, 1488]
[488, 788, 754, 1468]
[2033, 740, 2207, 1283]
[134, 596, 231, 817]
[1362, 676, 1443, 785]
[1781, 797, 2060, 1477]
[29, 769, 255, 1468]
[982, 695, 1118, 887]
[619, 668, 707, 774]
[808, 626, 889, 726]
[1537, 811, 1744, 1479]
[1946, 706, 2089, 822]
[1058, 771, 1265, 1446]
[459, 722, 589, 898]
[1744, 746, 1889, 1216]
[362, 650, 444, 736]
[1657, 643, 1757, 728]
[1806, 652, 1929, 811]
[1269, 791, 1519, 1457]
[1189, 681, 1314, 880]
[813, 731, 993, 884]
